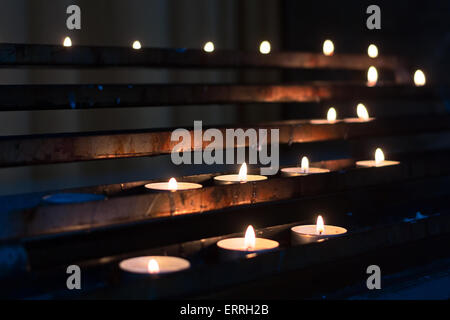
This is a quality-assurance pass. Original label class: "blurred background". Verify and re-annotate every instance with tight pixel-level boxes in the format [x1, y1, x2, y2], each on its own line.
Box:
[0, 0, 449, 195]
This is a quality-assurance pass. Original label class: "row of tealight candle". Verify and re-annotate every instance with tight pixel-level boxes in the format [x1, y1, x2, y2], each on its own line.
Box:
[120, 217, 346, 275]
[122, 148, 399, 275]
[58, 36, 409, 275]
[61, 37, 427, 87]
[146, 145, 397, 192]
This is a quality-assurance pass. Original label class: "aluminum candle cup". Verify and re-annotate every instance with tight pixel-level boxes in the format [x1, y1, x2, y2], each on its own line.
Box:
[119, 256, 191, 275]
[309, 119, 341, 124]
[356, 148, 400, 168]
[291, 216, 347, 245]
[281, 156, 330, 177]
[217, 238, 279, 253]
[291, 224, 347, 245]
[145, 178, 202, 191]
[343, 117, 375, 123]
[281, 167, 330, 177]
[214, 163, 267, 185]
[356, 160, 400, 168]
[216, 226, 279, 259]
[214, 174, 267, 185]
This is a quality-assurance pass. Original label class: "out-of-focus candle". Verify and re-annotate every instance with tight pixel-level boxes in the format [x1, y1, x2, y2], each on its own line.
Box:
[367, 44, 378, 58]
[414, 69, 426, 86]
[281, 156, 330, 177]
[327, 107, 337, 122]
[217, 225, 279, 253]
[310, 107, 340, 124]
[132, 40, 142, 50]
[323, 40, 334, 56]
[344, 103, 375, 123]
[204, 41, 215, 53]
[214, 163, 267, 185]
[63, 37, 72, 47]
[119, 256, 190, 275]
[367, 66, 378, 87]
[259, 41, 271, 54]
[291, 215, 347, 245]
[356, 148, 400, 168]
[145, 178, 202, 191]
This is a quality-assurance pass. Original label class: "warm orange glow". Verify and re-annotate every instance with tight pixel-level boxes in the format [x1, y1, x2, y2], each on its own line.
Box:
[168, 178, 178, 191]
[323, 40, 334, 56]
[367, 66, 378, 87]
[204, 41, 214, 53]
[327, 107, 337, 122]
[357, 103, 369, 120]
[259, 41, 271, 54]
[316, 215, 325, 235]
[375, 148, 385, 164]
[132, 40, 142, 50]
[244, 225, 256, 250]
[301, 156, 309, 173]
[63, 37, 72, 47]
[147, 259, 160, 274]
[414, 69, 426, 86]
[238, 163, 248, 182]
[368, 44, 378, 58]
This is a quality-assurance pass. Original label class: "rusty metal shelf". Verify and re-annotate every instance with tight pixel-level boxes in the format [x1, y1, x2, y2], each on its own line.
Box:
[0, 83, 436, 111]
[0, 43, 404, 71]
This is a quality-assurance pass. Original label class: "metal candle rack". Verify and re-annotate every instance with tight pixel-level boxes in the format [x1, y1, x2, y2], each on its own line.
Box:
[0, 43, 449, 299]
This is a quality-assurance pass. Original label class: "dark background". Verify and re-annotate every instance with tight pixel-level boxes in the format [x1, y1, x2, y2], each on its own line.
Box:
[0, 0, 449, 195]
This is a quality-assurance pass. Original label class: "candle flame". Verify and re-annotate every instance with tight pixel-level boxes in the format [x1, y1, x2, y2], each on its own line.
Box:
[63, 37, 72, 47]
[238, 163, 248, 182]
[414, 69, 426, 86]
[367, 66, 378, 87]
[357, 103, 369, 120]
[147, 259, 160, 274]
[301, 156, 309, 173]
[168, 178, 178, 191]
[316, 215, 325, 235]
[204, 41, 215, 53]
[323, 40, 334, 56]
[368, 44, 378, 58]
[327, 107, 337, 122]
[132, 40, 142, 50]
[375, 148, 385, 164]
[259, 41, 271, 54]
[244, 225, 256, 251]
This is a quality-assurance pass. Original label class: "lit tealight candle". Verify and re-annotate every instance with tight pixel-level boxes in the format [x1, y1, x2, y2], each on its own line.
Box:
[291, 215, 347, 245]
[214, 163, 267, 185]
[367, 66, 378, 87]
[281, 156, 330, 177]
[323, 40, 334, 56]
[217, 225, 279, 253]
[344, 103, 375, 123]
[119, 256, 190, 275]
[132, 40, 142, 50]
[367, 44, 378, 58]
[63, 36, 72, 47]
[356, 148, 400, 168]
[414, 69, 426, 86]
[259, 41, 271, 54]
[310, 107, 340, 124]
[145, 177, 202, 191]
[203, 41, 215, 53]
